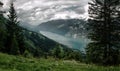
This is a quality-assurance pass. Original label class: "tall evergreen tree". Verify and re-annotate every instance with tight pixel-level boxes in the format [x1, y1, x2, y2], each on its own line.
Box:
[86, 0, 120, 65]
[6, 2, 25, 55]
[6, 2, 19, 54]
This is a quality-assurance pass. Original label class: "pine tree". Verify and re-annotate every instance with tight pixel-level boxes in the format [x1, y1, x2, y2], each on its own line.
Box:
[86, 0, 120, 65]
[6, 2, 25, 55]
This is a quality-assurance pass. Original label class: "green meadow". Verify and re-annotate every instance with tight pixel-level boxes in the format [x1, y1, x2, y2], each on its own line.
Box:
[0, 53, 119, 71]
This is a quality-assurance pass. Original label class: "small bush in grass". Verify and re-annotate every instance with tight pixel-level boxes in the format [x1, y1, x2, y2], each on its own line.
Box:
[23, 50, 33, 58]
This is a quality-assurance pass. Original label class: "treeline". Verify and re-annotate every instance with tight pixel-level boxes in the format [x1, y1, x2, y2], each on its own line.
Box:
[0, 2, 84, 62]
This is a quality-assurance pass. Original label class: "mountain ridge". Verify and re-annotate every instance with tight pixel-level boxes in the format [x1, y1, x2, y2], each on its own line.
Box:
[36, 19, 86, 36]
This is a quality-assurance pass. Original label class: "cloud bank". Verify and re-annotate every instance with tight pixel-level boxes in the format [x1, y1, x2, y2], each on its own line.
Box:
[1, 0, 89, 25]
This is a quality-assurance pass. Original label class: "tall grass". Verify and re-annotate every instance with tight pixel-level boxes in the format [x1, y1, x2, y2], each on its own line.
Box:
[0, 53, 119, 71]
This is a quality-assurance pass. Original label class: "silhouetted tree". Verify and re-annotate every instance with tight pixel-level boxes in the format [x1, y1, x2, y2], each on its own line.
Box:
[86, 0, 120, 65]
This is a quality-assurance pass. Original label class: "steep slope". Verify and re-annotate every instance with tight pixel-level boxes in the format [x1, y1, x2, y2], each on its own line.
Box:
[0, 14, 72, 56]
[23, 28, 58, 53]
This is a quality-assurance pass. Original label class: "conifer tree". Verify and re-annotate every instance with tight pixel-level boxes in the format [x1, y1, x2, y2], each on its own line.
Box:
[86, 0, 120, 65]
[6, 2, 25, 55]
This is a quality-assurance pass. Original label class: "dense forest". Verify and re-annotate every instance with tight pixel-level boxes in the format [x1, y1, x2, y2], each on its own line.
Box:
[0, 0, 120, 70]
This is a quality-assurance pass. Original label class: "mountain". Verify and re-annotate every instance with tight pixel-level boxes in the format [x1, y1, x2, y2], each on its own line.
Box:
[36, 19, 87, 36]
[33, 19, 88, 50]
[0, 10, 85, 61]
[20, 27, 75, 57]
[0, 14, 73, 57]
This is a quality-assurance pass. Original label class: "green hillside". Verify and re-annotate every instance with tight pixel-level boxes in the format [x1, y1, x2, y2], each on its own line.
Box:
[0, 11, 79, 59]
[0, 53, 119, 71]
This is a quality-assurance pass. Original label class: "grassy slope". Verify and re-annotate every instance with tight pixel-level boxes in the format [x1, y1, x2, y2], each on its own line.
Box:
[0, 53, 119, 71]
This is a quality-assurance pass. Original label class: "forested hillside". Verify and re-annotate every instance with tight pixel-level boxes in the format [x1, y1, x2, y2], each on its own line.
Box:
[0, 1, 83, 61]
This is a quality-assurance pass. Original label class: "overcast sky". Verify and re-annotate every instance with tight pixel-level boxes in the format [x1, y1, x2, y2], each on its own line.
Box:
[1, 0, 89, 25]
